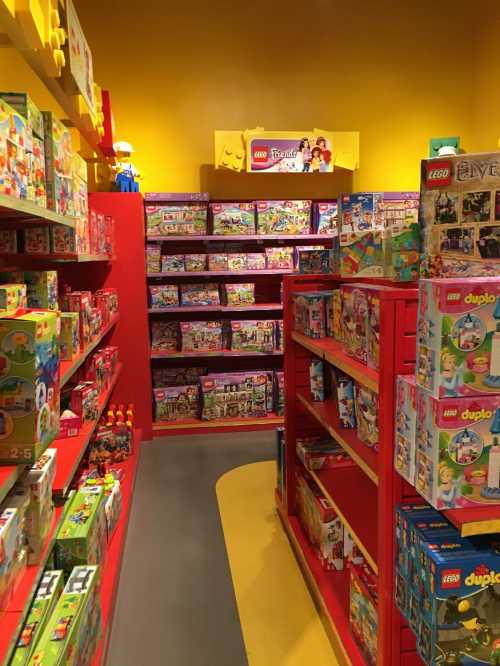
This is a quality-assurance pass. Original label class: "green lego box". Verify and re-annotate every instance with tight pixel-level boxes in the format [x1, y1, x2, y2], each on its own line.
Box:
[54, 487, 107, 572]
[27, 565, 100, 666]
[0, 311, 60, 464]
[24, 271, 58, 311]
[11, 570, 64, 666]
[0, 284, 26, 315]
[0, 92, 44, 141]
[59, 313, 80, 361]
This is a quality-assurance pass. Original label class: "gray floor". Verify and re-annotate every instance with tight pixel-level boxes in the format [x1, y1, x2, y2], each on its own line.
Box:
[106, 431, 275, 666]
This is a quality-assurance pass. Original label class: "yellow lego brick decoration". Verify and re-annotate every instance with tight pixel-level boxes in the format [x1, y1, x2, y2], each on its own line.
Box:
[214, 130, 246, 172]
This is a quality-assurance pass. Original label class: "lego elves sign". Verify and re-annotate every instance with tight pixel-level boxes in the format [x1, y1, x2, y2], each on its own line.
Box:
[247, 131, 334, 173]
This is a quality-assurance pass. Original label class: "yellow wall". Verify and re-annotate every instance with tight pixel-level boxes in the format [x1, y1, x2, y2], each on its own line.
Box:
[73, 0, 483, 197]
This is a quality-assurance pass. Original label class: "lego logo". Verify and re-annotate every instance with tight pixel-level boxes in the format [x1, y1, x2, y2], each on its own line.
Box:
[252, 147, 269, 163]
[426, 160, 452, 188]
[441, 569, 461, 588]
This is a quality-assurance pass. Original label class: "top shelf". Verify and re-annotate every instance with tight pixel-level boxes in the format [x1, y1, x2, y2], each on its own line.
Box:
[291, 331, 379, 393]
[0, 194, 75, 229]
[146, 234, 333, 242]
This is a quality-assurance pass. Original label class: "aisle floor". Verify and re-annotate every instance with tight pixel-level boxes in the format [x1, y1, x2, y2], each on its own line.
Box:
[106, 432, 335, 666]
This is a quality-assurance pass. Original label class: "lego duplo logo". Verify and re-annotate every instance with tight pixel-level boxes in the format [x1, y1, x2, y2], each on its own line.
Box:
[441, 569, 461, 589]
[461, 407, 492, 421]
[465, 565, 500, 587]
[252, 146, 269, 163]
[426, 160, 452, 188]
[464, 292, 496, 306]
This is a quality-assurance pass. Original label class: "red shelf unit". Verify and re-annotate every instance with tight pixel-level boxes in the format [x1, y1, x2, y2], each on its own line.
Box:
[151, 349, 283, 359]
[279, 274, 419, 666]
[153, 412, 283, 435]
[148, 303, 282, 314]
[147, 269, 294, 278]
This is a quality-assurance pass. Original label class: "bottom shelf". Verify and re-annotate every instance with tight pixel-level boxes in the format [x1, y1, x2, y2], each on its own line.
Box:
[275, 492, 366, 666]
[153, 413, 284, 436]
[91, 430, 142, 666]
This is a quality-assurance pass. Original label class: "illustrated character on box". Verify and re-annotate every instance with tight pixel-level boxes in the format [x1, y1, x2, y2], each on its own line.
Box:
[317, 137, 331, 172]
[310, 146, 323, 173]
[112, 140, 141, 193]
[457, 597, 494, 652]
[441, 350, 464, 397]
[490, 639, 500, 665]
[299, 138, 311, 172]
[437, 461, 462, 508]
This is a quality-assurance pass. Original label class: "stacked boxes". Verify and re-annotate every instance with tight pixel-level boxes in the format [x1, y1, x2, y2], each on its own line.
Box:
[0, 97, 28, 199]
[349, 562, 378, 665]
[42, 112, 73, 216]
[292, 291, 332, 338]
[145, 203, 208, 236]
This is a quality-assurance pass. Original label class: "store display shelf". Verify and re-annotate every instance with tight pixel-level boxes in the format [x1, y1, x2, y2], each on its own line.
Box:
[443, 505, 500, 537]
[147, 270, 294, 278]
[0, 464, 25, 505]
[276, 493, 366, 666]
[153, 414, 283, 435]
[60, 315, 120, 387]
[309, 465, 378, 573]
[151, 349, 283, 359]
[296, 391, 378, 485]
[52, 363, 123, 497]
[91, 431, 142, 666]
[0, 505, 66, 666]
[148, 303, 282, 314]
[291, 331, 379, 393]
[0, 193, 75, 229]
[147, 234, 332, 242]
[0, 253, 112, 265]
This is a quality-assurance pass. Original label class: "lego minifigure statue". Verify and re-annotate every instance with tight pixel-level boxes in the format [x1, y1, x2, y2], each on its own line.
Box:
[112, 140, 141, 192]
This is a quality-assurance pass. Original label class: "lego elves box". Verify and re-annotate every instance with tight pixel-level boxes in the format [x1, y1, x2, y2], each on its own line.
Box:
[415, 388, 500, 510]
[11, 570, 64, 666]
[0, 311, 60, 464]
[416, 277, 500, 398]
[28, 565, 100, 666]
[420, 152, 500, 278]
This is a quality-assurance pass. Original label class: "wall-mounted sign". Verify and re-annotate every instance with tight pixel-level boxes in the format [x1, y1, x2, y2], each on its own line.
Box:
[66, 0, 95, 115]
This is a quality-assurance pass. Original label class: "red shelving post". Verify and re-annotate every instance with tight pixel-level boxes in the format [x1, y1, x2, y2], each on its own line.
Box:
[279, 274, 419, 666]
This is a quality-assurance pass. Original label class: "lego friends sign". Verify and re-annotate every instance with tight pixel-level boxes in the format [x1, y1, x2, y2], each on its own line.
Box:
[247, 132, 334, 173]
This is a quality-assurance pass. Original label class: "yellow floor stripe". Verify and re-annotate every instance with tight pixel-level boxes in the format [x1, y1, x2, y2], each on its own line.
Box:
[216, 461, 338, 666]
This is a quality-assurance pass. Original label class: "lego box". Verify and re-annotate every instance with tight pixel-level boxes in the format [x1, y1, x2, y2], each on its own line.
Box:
[161, 254, 185, 273]
[42, 111, 73, 215]
[180, 321, 223, 353]
[420, 152, 500, 278]
[416, 277, 500, 398]
[0, 312, 60, 464]
[256, 200, 311, 234]
[211, 202, 255, 235]
[200, 372, 267, 420]
[154, 385, 199, 421]
[0, 97, 28, 199]
[24, 271, 58, 311]
[230, 320, 275, 353]
[394, 375, 417, 485]
[145, 203, 208, 236]
[59, 312, 80, 360]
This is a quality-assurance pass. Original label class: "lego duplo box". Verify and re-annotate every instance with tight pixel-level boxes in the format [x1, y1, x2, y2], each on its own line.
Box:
[394, 375, 417, 485]
[415, 388, 500, 510]
[24, 271, 58, 310]
[59, 312, 80, 360]
[28, 136, 46, 207]
[0, 284, 26, 315]
[42, 111, 73, 216]
[0, 97, 28, 200]
[419, 152, 500, 278]
[28, 565, 100, 666]
[0, 311, 60, 464]
[339, 229, 385, 277]
[55, 487, 107, 572]
[16, 448, 56, 564]
[23, 227, 50, 254]
[51, 226, 76, 254]
[11, 570, 64, 666]
[0, 507, 23, 611]
[416, 276, 500, 398]
[0, 93, 44, 142]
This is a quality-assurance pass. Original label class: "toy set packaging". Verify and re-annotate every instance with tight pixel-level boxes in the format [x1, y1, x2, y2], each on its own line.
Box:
[145, 203, 208, 236]
[28, 564, 101, 666]
[367, 291, 380, 370]
[200, 372, 267, 420]
[65, 290, 93, 347]
[265, 246, 294, 270]
[292, 291, 332, 338]
[296, 472, 345, 571]
[55, 487, 107, 572]
[50, 225, 76, 254]
[349, 563, 378, 666]
[24, 270, 58, 310]
[89, 421, 134, 466]
[224, 283, 255, 306]
[42, 111, 73, 216]
[185, 254, 207, 271]
[0, 97, 28, 199]
[27, 135, 46, 207]
[420, 152, 500, 278]
[10, 569, 64, 666]
[342, 192, 384, 232]
[154, 385, 200, 421]
[0, 311, 60, 464]
[0, 507, 24, 610]
[416, 277, 500, 398]
[355, 384, 379, 449]
[415, 389, 500, 509]
[181, 321, 223, 352]
[335, 374, 356, 428]
[211, 202, 256, 235]
[230, 320, 275, 353]
[149, 284, 179, 309]
[152, 366, 207, 388]
[23, 227, 50, 254]
[297, 248, 333, 274]
[394, 375, 417, 485]
[313, 202, 338, 235]
[296, 436, 354, 471]
[0, 92, 44, 148]
[146, 244, 161, 273]
[340, 229, 385, 277]
[330, 290, 343, 341]
[256, 200, 312, 235]
[0, 230, 17, 253]
[341, 285, 368, 363]
[208, 253, 228, 271]
[246, 253, 266, 270]
[180, 283, 220, 307]
[309, 359, 327, 401]
[0, 283, 26, 315]
[275, 319, 284, 352]
[70, 382, 98, 422]
[387, 222, 421, 282]
[227, 253, 247, 271]
[59, 410, 81, 439]
[161, 254, 185, 273]
[274, 371, 285, 416]
[151, 321, 179, 353]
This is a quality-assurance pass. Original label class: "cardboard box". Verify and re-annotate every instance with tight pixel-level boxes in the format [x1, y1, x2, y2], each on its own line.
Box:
[0, 283, 26, 315]
[0, 98, 28, 199]
[42, 111, 73, 216]
[24, 271, 58, 310]
[59, 312, 80, 360]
